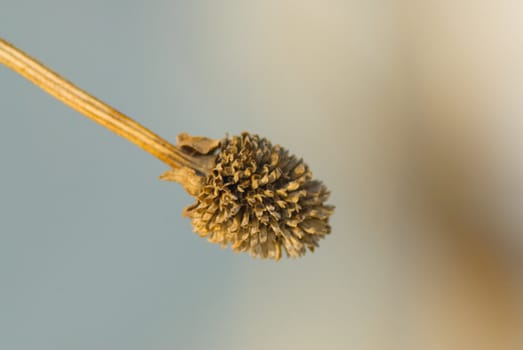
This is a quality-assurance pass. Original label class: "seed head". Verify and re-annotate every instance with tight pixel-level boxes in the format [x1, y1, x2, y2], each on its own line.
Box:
[161, 132, 334, 260]
[0, 38, 333, 261]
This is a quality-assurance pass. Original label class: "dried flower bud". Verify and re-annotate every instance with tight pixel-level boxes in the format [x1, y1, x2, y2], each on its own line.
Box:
[161, 132, 334, 260]
[0, 38, 333, 261]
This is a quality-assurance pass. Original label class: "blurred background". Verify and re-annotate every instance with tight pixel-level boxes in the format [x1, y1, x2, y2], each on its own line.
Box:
[0, 1, 522, 349]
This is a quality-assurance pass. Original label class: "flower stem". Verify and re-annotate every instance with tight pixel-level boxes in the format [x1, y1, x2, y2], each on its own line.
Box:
[0, 38, 208, 173]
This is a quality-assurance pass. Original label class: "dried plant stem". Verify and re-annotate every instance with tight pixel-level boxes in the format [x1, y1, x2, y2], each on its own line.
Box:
[0, 38, 208, 173]
[0, 38, 335, 260]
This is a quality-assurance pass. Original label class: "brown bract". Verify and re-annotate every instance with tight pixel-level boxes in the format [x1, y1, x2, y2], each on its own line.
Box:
[161, 132, 335, 260]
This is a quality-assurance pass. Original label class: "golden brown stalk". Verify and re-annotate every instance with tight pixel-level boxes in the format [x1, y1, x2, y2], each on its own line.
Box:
[0, 37, 334, 260]
[0, 38, 210, 174]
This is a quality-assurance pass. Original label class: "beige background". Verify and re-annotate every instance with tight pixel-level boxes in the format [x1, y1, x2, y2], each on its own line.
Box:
[1, 1, 522, 349]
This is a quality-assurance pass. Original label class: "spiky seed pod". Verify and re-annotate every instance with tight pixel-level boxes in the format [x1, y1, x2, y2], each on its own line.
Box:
[161, 132, 334, 260]
[0, 38, 334, 261]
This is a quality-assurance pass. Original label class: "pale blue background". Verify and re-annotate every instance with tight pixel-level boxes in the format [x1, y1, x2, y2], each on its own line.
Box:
[0, 1, 475, 349]
[7, 1, 523, 350]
